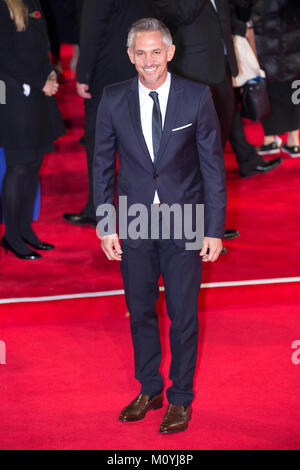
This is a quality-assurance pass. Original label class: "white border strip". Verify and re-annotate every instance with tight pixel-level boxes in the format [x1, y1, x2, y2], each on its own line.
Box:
[0, 277, 299, 305]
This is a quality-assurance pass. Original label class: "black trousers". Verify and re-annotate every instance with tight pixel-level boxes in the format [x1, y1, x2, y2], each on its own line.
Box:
[211, 62, 262, 172]
[120, 238, 202, 407]
[82, 91, 102, 219]
[211, 64, 235, 149]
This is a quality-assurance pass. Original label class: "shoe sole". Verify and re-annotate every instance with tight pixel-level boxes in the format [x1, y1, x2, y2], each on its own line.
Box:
[282, 150, 300, 158]
[240, 160, 282, 178]
[63, 217, 96, 228]
[159, 424, 189, 434]
[223, 233, 240, 240]
[256, 149, 280, 156]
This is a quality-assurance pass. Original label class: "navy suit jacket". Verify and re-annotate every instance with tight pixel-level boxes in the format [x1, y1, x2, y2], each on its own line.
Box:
[93, 73, 227, 248]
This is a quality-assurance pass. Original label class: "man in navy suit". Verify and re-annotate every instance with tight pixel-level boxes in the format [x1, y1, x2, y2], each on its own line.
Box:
[93, 18, 226, 434]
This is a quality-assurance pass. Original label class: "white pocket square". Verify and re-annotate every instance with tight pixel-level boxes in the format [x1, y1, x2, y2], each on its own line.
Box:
[172, 123, 193, 132]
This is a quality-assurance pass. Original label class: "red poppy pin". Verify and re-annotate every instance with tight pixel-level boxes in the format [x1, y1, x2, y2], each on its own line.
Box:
[29, 11, 42, 19]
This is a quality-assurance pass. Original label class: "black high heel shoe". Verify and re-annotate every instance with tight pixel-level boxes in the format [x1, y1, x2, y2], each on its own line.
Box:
[22, 237, 55, 251]
[1, 237, 42, 260]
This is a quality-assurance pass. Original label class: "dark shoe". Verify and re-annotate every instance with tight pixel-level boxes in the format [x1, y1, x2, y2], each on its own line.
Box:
[79, 135, 86, 146]
[281, 144, 300, 158]
[221, 246, 227, 255]
[22, 238, 55, 251]
[119, 393, 163, 422]
[240, 157, 283, 177]
[224, 229, 240, 240]
[63, 212, 96, 227]
[159, 404, 192, 434]
[1, 237, 41, 260]
[256, 138, 282, 156]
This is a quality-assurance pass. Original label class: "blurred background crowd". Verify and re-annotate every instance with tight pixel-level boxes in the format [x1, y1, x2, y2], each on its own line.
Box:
[0, 0, 299, 260]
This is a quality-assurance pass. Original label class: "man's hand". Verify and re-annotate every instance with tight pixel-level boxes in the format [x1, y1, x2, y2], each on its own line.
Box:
[42, 79, 59, 96]
[76, 82, 92, 99]
[101, 234, 123, 261]
[200, 237, 223, 262]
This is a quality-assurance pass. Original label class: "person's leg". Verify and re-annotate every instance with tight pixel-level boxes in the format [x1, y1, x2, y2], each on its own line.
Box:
[230, 89, 283, 172]
[19, 152, 44, 245]
[286, 129, 300, 147]
[211, 67, 240, 240]
[1, 163, 35, 255]
[63, 95, 100, 225]
[229, 94, 263, 171]
[159, 240, 202, 407]
[262, 81, 300, 157]
[263, 135, 276, 145]
[120, 240, 164, 398]
[82, 97, 98, 219]
[282, 129, 300, 157]
[210, 66, 235, 149]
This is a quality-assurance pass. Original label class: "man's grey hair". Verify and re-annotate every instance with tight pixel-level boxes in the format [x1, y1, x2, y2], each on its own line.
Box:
[127, 18, 173, 49]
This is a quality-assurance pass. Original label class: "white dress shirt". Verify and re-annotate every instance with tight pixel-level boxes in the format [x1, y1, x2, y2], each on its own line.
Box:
[210, 0, 217, 10]
[138, 72, 171, 203]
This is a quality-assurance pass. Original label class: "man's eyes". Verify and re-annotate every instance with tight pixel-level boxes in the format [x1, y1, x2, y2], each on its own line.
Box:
[136, 51, 161, 56]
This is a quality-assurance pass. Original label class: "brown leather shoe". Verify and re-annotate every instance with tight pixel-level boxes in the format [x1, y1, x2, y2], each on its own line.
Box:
[159, 404, 192, 434]
[119, 393, 163, 422]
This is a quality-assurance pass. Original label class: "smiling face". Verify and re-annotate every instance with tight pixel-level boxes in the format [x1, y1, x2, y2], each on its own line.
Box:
[127, 31, 175, 90]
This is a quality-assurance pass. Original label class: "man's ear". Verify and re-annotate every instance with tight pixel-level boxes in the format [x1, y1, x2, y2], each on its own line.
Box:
[167, 44, 176, 63]
[127, 47, 135, 65]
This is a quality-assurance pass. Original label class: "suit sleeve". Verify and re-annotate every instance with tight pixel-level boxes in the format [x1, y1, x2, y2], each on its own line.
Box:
[154, 0, 209, 26]
[93, 87, 117, 226]
[76, 0, 115, 84]
[196, 87, 227, 238]
[0, 2, 50, 89]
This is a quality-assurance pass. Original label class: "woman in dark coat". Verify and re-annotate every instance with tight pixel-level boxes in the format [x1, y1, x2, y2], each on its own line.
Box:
[0, 0, 65, 259]
[252, 0, 300, 157]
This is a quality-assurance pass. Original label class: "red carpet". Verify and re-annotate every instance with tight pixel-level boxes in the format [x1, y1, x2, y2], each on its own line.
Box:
[1, 283, 300, 450]
[0, 46, 300, 450]
[0, 46, 300, 300]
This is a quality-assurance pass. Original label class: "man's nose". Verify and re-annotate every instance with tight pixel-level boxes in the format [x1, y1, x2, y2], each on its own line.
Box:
[144, 55, 154, 66]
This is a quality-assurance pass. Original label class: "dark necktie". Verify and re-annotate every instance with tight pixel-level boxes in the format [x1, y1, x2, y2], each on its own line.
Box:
[149, 91, 163, 165]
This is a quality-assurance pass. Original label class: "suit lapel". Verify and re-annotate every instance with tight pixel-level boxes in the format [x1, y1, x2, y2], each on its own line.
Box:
[126, 74, 183, 171]
[156, 74, 183, 169]
[208, 0, 219, 18]
[127, 78, 155, 172]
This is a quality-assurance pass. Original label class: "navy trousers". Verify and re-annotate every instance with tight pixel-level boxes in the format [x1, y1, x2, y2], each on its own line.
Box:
[120, 237, 202, 407]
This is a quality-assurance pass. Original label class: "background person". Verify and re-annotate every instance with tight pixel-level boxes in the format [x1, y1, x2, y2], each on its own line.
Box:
[63, 0, 158, 228]
[252, 0, 300, 157]
[0, 0, 64, 260]
[154, 1, 283, 176]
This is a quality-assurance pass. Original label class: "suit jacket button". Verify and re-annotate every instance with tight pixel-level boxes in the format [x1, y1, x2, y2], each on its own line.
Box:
[153, 173, 158, 179]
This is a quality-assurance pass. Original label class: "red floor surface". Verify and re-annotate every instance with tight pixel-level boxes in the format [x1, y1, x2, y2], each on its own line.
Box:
[0, 47, 300, 300]
[0, 46, 300, 450]
[1, 283, 300, 450]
